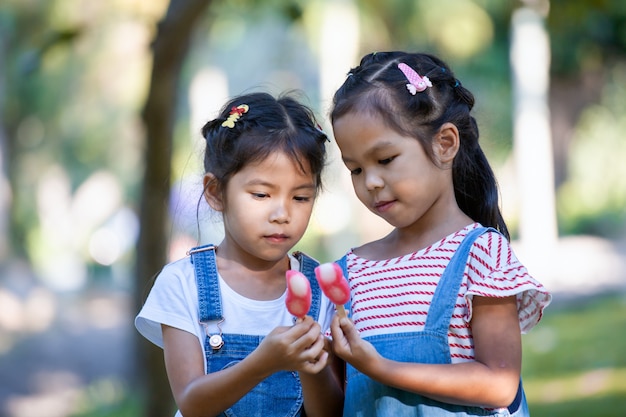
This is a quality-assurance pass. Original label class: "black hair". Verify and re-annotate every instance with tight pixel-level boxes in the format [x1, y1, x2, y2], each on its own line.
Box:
[201, 91, 328, 203]
[330, 51, 510, 240]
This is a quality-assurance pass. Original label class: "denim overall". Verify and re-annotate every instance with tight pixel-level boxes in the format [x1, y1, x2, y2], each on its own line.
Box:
[338, 227, 529, 417]
[189, 245, 322, 417]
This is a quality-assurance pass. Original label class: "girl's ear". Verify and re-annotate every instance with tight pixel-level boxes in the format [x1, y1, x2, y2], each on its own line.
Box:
[433, 122, 460, 168]
[203, 173, 224, 212]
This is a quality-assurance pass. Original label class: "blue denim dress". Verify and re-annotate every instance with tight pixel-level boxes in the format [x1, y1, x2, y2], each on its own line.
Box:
[189, 245, 322, 417]
[338, 227, 529, 417]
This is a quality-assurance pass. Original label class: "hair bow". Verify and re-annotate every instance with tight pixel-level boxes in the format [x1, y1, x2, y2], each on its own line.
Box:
[398, 63, 432, 95]
[221, 104, 249, 128]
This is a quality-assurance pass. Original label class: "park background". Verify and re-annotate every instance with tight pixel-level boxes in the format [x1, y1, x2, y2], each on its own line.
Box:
[1, 0, 625, 416]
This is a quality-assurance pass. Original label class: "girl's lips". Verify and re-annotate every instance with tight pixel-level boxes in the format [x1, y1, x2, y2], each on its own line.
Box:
[374, 200, 395, 213]
[265, 234, 289, 243]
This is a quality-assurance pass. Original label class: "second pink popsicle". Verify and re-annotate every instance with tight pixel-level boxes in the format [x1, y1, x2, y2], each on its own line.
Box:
[314, 263, 349, 317]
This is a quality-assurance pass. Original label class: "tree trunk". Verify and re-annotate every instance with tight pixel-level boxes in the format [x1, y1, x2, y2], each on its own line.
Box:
[510, 3, 558, 250]
[135, 1, 211, 416]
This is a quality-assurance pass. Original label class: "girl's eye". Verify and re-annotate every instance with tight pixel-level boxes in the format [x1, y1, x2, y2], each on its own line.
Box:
[294, 195, 312, 202]
[252, 193, 268, 199]
[379, 156, 395, 165]
[349, 167, 362, 176]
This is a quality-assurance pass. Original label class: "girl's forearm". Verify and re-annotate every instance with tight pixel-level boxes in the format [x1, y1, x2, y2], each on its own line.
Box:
[299, 362, 344, 417]
[366, 358, 520, 409]
[176, 353, 272, 417]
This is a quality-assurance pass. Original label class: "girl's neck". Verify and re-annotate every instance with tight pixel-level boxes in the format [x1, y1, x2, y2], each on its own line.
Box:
[359, 208, 473, 261]
[396, 218, 472, 251]
[214, 245, 291, 301]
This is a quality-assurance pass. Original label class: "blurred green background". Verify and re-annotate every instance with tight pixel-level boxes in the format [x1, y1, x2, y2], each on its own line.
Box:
[0, 0, 625, 416]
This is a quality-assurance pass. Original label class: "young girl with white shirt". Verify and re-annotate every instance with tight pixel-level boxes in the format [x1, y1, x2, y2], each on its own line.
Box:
[136, 92, 343, 417]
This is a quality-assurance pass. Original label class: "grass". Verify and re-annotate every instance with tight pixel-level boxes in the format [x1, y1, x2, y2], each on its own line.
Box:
[522, 291, 626, 416]
[66, 377, 142, 417]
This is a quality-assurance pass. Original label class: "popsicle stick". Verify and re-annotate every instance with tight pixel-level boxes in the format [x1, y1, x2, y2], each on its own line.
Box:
[335, 304, 346, 318]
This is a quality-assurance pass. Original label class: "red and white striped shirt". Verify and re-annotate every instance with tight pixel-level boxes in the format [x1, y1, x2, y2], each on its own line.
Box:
[346, 223, 551, 363]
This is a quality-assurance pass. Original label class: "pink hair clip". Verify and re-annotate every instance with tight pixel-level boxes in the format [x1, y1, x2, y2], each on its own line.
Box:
[221, 104, 249, 128]
[398, 63, 432, 95]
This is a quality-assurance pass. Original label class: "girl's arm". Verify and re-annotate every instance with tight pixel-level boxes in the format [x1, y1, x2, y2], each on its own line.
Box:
[299, 336, 345, 417]
[331, 295, 521, 409]
[163, 316, 329, 417]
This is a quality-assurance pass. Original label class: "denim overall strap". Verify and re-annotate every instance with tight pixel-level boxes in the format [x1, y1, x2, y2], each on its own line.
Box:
[336, 254, 352, 314]
[188, 244, 223, 322]
[422, 226, 529, 416]
[423, 227, 494, 334]
[190, 246, 305, 417]
[293, 252, 321, 320]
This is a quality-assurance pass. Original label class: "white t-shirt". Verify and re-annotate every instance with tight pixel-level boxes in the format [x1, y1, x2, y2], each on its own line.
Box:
[135, 253, 336, 374]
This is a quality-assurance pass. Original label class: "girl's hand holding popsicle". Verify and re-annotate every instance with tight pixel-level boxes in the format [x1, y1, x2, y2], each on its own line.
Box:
[314, 263, 350, 318]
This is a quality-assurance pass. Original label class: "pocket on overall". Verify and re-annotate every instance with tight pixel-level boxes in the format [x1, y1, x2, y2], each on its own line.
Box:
[206, 334, 303, 417]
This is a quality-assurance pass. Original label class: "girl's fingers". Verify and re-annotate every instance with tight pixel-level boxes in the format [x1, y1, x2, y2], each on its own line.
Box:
[289, 318, 322, 350]
[300, 350, 329, 374]
[338, 317, 359, 341]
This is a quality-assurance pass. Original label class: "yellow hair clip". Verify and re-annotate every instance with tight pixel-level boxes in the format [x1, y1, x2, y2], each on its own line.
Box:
[221, 104, 249, 128]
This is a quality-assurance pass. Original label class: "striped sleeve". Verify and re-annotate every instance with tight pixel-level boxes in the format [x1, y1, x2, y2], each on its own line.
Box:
[464, 230, 552, 333]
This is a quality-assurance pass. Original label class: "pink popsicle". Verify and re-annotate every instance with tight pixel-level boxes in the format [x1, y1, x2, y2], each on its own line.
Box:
[314, 263, 349, 317]
[285, 270, 312, 319]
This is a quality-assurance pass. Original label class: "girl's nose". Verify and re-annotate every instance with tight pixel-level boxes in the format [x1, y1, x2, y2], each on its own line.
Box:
[269, 201, 290, 223]
[364, 170, 384, 191]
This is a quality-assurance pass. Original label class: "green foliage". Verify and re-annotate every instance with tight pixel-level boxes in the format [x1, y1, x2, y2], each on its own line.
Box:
[1, 2, 148, 262]
[69, 397, 141, 417]
[548, 0, 626, 75]
[556, 65, 626, 237]
[3, 0, 626, 266]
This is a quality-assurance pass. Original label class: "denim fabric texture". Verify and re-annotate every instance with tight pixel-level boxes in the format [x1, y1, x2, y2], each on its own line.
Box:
[189, 246, 321, 417]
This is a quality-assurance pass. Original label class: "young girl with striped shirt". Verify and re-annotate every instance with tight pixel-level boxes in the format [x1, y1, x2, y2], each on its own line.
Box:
[328, 51, 551, 416]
